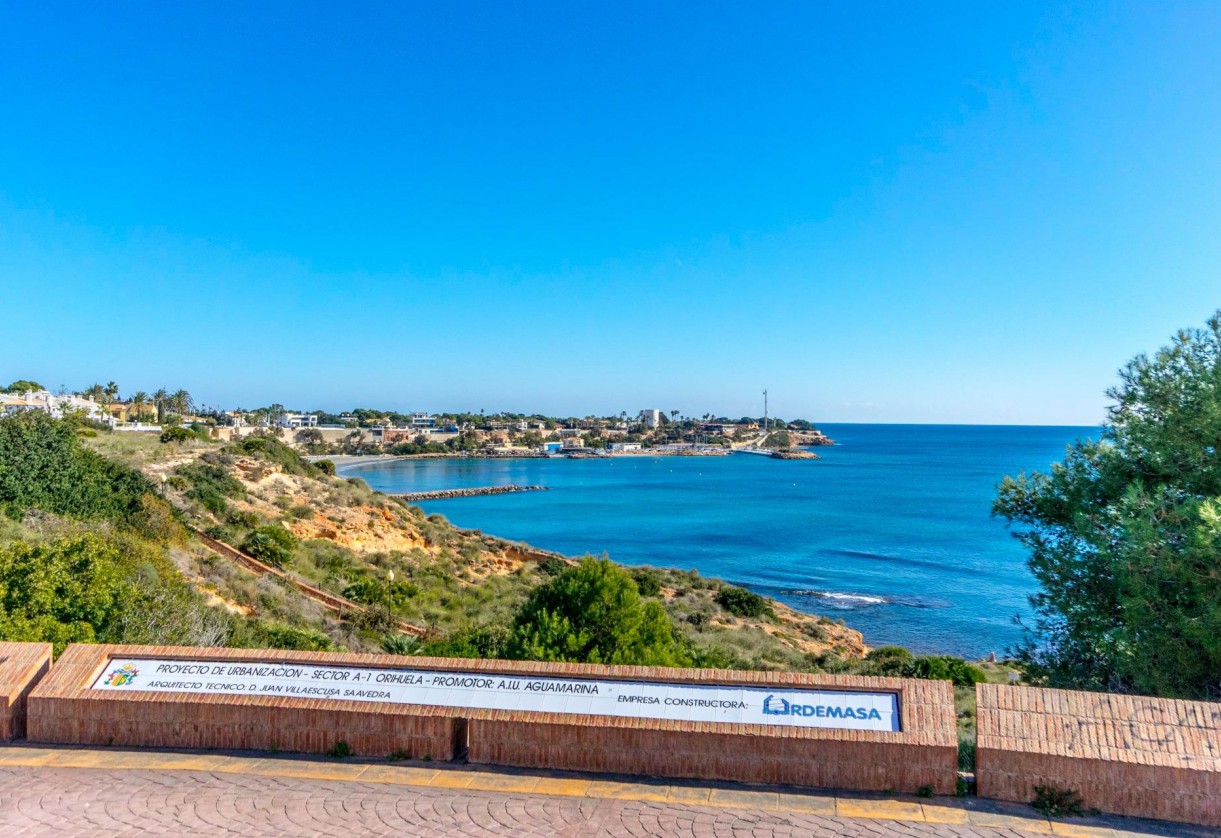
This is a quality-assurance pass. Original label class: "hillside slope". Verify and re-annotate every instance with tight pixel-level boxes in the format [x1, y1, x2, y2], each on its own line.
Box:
[123, 433, 868, 665]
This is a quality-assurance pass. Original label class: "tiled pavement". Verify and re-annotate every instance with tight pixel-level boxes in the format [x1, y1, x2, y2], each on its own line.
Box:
[0, 746, 1214, 837]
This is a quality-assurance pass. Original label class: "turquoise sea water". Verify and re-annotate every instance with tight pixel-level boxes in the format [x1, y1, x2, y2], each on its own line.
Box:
[343, 424, 1095, 658]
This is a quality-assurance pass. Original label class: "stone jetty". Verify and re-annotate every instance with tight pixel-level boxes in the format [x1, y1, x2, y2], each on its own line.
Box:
[389, 485, 549, 502]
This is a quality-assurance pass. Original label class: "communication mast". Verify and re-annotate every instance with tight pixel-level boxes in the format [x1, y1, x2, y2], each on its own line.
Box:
[763, 389, 768, 433]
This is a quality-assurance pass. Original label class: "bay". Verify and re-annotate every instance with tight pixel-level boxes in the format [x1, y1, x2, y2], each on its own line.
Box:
[344, 424, 1095, 659]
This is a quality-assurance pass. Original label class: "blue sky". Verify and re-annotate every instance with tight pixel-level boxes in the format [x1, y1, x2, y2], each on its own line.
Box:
[1, 3, 1218, 424]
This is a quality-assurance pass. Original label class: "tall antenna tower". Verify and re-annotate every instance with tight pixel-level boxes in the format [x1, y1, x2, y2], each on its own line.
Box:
[763, 389, 768, 433]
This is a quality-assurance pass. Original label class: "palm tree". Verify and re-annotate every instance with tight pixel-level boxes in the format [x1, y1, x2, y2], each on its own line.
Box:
[171, 389, 193, 418]
[103, 381, 120, 405]
[130, 391, 149, 422]
[82, 383, 105, 403]
[152, 388, 169, 422]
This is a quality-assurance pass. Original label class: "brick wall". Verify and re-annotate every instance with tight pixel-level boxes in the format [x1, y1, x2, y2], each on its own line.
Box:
[0, 642, 53, 741]
[469, 676, 957, 793]
[27, 644, 958, 793]
[28, 645, 462, 760]
[976, 683, 1221, 826]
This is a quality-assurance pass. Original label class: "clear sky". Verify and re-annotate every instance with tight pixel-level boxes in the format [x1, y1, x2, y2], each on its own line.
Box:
[2, 3, 1218, 424]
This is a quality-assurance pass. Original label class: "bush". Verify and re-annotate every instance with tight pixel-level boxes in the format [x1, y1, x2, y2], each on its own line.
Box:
[421, 625, 511, 659]
[859, 645, 915, 677]
[715, 586, 773, 619]
[159, 427, 193, 444]
[232, 434, 315, 477]
[0, 535, 131, 653]
[631, 568, 662, 597]
[260, 622, 333, 651]
[537, 557, 569, 577]
[241, 526, 297, 567]
[225, 510, 260, 530]
[506, 558, 691, 666]
[0, 411, 160, 531]
[314, 459, 336, 477]
[326, 740, 353, 759]
[1031, 785, 1085, 817]
[906, 655, 987, 687]
[343, 577, 418, 608]
[382, 634, 421, 655]
[176, 458, 245, 516]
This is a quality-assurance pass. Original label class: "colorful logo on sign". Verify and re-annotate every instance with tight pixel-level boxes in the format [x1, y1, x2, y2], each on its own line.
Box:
[104, 663, 139, 687]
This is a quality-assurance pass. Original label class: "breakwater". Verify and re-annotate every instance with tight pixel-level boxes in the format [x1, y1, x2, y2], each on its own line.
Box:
[390, 485, 549, 502]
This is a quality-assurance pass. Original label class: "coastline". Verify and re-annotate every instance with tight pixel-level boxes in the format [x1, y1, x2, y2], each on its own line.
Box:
[330, 426, 1069, 661]
[320, 445, 825, 472]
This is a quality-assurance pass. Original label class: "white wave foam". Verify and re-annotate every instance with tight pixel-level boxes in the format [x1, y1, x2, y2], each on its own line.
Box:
[784, 590, 890, 607]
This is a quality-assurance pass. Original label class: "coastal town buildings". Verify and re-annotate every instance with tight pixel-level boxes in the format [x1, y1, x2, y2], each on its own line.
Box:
[0, 390, 111, 423]
[276, 412, 319, 429]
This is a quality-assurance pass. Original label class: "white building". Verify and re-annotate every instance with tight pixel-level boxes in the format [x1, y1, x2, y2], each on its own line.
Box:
[638, 409, 661, 429]
[277, 412, 319, 429]
[0, 390, 111, 423]
[607, 441, 643, 453]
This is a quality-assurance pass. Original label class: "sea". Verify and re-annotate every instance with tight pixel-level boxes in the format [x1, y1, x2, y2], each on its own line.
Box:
[341, 424, 1096, 659]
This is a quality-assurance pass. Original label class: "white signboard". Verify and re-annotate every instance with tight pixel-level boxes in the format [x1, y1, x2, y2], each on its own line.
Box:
[92, 658, 900, 732]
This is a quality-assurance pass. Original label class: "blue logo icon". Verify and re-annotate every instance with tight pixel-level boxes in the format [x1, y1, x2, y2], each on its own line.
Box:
[762, 694, 789, 715]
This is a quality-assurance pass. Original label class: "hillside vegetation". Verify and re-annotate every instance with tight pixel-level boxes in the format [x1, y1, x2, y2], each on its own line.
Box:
[0, 412, 873, 668]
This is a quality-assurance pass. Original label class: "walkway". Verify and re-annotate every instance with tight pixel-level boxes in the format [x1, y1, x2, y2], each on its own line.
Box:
[0, 746, 1212, 837]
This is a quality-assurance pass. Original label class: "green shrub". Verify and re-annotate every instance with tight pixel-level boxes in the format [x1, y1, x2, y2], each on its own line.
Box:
[859, 645, 916, 677]
[326, 740, 353, 759]
[160, 427, 193, 444]
[631, 568, 662, 597]
[232, 434, 315, 477]
[0, 535, 131, 653]
[225, 510, 260, 530]
[176, 458, 246, 516]
[537, 557, 568, 577]
[0, 412, 160, 531]
[343, 578, 418, 608]
[715, 586, 773, 619]
[506, 558, 691, 666]
[421, 625, 511, 659]
[1031, 785, 1085, 817]
[241, 526, 297, 567]
[314, 459, 336, 477]
[906, 655, 987, 687]
[261, 622, 332, 651]
[382, 634, 421, 655]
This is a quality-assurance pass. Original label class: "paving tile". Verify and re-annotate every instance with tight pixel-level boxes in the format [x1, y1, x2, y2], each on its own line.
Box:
[352, 764, 441, 786]
[585, 780, 672, 803]
[0, 752, 1205, 838]
[836, 799, 927, 821]
[530, 776, 592, 798]
[921, 802, 970, 823]
[1050, 823, 1117, 837]
[707, 788, 780, 811]
[776, 793, 837, 815]
[967, 809, 1054, 833]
